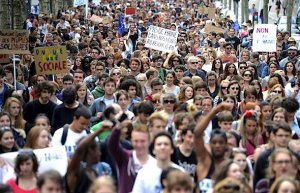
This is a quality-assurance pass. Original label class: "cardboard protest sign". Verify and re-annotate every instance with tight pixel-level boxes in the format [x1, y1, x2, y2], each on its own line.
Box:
[90, 14, 103, 23]
[102, 16, 111, 24]
[208, 8, 216, 19]
[145, 25, 178, 53]
[0, 30, 29, 54]
[125, 7, 136, 15]
[204, 24, 225, 34]
[198, 7, 208, 14]
[0, 54, 10, 64]
[34, 46, 68, 75]
[253, 24, 277, 52]
[0, 146, 68, 183]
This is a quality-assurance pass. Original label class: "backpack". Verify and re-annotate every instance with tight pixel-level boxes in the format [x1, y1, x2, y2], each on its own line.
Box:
[60, 124, 91, 145]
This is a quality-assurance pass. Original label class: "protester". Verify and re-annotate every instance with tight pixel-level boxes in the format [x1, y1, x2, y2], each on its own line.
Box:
[0, 1, 299, 192]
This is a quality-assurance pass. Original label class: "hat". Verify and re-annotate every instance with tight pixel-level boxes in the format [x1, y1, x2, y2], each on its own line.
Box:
[242, 22, 247, 26]
[288, 46, 297, 50]
[288, 37, 296, 42]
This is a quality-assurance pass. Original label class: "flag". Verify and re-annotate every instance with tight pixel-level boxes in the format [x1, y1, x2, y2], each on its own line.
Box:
[118, 15, 125, 37]
[233, 20, 240, 31]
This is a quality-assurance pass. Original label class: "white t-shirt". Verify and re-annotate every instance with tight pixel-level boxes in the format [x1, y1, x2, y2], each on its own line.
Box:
[132, 162, 183, 193]
[104, 98, 114, 107]
[132, 151, 156, 173]
[52, 127, 89, 158]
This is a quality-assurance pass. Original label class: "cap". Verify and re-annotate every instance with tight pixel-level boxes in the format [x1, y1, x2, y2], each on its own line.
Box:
[288, 46, 297, 50]
[242, 22, 247, 26]
[288, 37, 296, 42]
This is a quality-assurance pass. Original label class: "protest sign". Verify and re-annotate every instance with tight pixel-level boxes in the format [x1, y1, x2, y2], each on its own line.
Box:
[74, 0, 85, 6]
[125, 7, 136, 15]
[0, 30, 29, 54]
[145, 25, 178, 53]
[0, 54, 10, 64]
[208, 8, 216, 19]
[90, 14, 103, 23]
[253, 24, 277, 52]
[102, 16, 111, 24]
[34, 46, 68, 75]
[198, 7, 208, 14]
[0, 146, 68, 183]
[204, 24, 225, 34]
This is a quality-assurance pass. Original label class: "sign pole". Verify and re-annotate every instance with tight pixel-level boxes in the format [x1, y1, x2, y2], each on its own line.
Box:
[85, 0, 89, 18]
[13, 54, 17, 90]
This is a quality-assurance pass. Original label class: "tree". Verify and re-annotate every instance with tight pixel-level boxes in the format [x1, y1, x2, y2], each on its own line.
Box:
[286, 0, 294, 34]
[263, 0, 269, 24]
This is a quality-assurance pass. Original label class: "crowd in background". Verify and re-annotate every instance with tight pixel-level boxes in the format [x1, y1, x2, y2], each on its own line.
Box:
[1, 0, 300, 193]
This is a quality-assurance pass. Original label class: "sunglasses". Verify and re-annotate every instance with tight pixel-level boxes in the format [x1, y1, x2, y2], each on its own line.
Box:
[231, 87, 239, 90]
[163, 99, 175, 104]
[152, 99, 160, 103]
[239, 66, 246, 69]
[244, 73, 251, 77]
[112, 72, 121, 75]
[273, 90, 282, 94]
[190, 62, 198, 64]
[221, 86, 227, 90]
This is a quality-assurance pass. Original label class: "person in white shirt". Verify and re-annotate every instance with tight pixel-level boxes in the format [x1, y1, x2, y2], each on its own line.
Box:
[52, 106, 91, 158]
[132, 132, 183, 193]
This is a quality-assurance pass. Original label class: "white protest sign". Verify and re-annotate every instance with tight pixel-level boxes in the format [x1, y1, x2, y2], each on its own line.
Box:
[252, 24, 277, 52]
[145, 25, 178, 53]
[0, 146, 68, 183]
[74, 0, 85, 6]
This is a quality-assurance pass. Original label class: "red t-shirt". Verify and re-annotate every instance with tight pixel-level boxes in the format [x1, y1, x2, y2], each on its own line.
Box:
[6, 178, 37, 193]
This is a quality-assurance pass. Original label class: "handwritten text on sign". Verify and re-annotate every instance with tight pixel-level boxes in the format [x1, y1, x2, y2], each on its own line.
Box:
[252, 24, 277, 52]
[0, 146, 68, 183]
[145, 26, 178, 53]
[34, 46, 68, 75]
[0, 30, 29, 54]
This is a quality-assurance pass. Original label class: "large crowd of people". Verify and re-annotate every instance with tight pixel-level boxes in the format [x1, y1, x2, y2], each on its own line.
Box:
[1, 0, 300, 193]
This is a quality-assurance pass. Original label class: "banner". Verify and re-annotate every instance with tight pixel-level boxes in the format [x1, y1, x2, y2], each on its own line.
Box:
[0, 30, 29, 54]
[145, 26, 178, 53]
[0, 54, 10, 64]
[34, 46, 68, 75]
[253, 24, 277, 52]
[0, 146, 68, 183]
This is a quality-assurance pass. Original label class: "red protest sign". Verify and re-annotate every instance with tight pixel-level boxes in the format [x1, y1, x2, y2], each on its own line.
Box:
[125, 7, 136, 15]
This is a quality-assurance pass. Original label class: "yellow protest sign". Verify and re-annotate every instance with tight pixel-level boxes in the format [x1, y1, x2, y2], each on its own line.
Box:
[34, 46, 68, 75]
[0, 30, 29, 54]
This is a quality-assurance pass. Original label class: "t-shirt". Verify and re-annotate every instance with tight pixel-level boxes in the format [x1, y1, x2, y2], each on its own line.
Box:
[132, 162, 183, 193]
[173, 147, 197, 177]
[91, 121, 110, 142]
[52, 127, 89, 158]
[104, 98, 115, 107]
[6, 178, 37, 193]
[225, 36, 241, 50]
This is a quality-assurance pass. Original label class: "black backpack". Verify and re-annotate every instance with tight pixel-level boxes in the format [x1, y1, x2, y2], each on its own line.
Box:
[60, 124, 91, 145]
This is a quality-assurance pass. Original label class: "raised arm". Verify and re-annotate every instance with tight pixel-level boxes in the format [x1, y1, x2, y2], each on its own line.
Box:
[108, 120, 132, 165]
[194, 103, 231, 160]
[66, 121, 113, 192]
